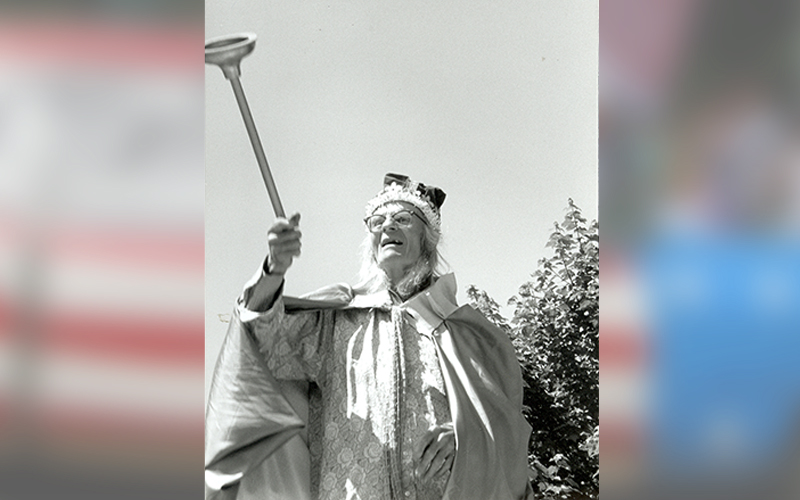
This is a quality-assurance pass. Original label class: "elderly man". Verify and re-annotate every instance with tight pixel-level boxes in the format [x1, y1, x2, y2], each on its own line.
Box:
[206, 174, 532, 500]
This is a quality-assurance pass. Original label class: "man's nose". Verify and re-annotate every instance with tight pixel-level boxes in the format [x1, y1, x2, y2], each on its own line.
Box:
[380, 218, 399, 231]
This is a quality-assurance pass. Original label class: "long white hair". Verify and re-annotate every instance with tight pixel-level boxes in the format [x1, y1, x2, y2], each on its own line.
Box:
[353, 221, 447, 299]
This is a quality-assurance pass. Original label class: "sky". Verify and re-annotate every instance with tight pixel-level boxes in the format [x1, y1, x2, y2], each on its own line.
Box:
[205, 0, 598, 398]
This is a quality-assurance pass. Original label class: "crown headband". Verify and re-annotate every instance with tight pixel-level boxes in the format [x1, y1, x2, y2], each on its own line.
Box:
[364, 173, 446, 233]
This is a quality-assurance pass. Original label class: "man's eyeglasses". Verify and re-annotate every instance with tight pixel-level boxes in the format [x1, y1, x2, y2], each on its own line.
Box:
[364, 210, 426, 233]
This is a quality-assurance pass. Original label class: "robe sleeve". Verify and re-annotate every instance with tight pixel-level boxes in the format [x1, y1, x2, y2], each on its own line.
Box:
[436, 306, 533, 500]
[238, 286, 335, 383]
[204, 306, 307, 500]
[205, 276, 343, 500]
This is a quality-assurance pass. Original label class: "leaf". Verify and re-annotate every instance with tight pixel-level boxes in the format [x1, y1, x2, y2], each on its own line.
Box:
[503, 199, 598, 498]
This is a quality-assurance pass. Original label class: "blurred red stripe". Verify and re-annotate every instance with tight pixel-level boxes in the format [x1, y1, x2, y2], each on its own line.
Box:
[42, 311, 203, 366]
[49, 225, 203, 272]
[600, 326, 647, 367]
[0, 19, 202, 71]
[601, 419, 643, 455]
[0, 297, 13, 339]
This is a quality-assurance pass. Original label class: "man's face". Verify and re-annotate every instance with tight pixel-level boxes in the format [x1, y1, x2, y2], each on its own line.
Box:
[370, 201, 426, 277]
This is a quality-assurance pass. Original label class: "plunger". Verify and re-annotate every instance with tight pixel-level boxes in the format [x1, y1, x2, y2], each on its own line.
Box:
[205, 33, 286, 218]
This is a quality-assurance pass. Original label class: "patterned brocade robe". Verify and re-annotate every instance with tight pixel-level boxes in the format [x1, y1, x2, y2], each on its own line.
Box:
[205, 273, 533, 500]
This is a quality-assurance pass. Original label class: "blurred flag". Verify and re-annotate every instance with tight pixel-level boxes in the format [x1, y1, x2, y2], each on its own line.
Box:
[601, 0, 800, 498]
[0, 8, 203, 499]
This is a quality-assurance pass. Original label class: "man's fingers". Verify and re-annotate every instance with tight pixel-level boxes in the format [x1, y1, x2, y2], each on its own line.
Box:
[270, 223, 301, 237]
[414, 428, 437, 462]
[264, 213, 302, 275]
[415, 428, 441, 477]
[270, 213, 301, 233]
[422, 448, 452, 483]
[271, 240, 302, 260]
[272, 246, 301, 260]
[434, 454, 454, 480]
[275, 213, 301, 230]
[268, 225, 302, 247]
[269, 233, 302, 249]
[415, 427, 455, 484]
[422, 453, 443, 483]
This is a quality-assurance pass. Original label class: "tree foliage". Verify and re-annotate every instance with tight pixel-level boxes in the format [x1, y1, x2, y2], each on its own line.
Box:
[467, 199, 599, 499]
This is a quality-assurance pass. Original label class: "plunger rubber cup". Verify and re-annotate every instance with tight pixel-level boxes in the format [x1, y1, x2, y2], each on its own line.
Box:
[205, 33, 257, 80]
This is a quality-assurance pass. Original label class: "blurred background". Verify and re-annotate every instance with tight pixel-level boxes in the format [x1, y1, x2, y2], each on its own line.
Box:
[3, 0, 800, 499]
[205, 2, 598, 497]
[601, 0, 800, 499]
[0, 1, 203, 498]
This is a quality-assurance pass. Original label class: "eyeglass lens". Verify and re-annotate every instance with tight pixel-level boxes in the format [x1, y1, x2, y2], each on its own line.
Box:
[367, 211, 413, 231]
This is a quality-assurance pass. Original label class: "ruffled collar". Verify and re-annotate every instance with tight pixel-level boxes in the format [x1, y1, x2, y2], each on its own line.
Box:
[288, 274, 460, 335]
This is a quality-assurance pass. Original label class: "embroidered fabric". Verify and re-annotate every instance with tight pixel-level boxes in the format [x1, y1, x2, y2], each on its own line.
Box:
[250, 297, 451, 500]
[207, 273, 533, 500]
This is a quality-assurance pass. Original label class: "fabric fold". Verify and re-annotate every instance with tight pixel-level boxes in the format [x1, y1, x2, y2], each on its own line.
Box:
[435, 306, 532, 500]
[205, 273, 532, 499]
[205, 308, 306, 500]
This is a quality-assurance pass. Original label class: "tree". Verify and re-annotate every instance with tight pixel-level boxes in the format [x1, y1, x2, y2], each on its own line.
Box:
[468, 199, 599, 499]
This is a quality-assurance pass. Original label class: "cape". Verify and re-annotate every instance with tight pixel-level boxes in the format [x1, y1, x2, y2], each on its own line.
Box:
[205, 274, 532, 500]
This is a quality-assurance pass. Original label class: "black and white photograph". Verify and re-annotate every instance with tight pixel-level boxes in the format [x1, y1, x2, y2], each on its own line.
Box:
[3, 1, 800, 500]
[204, 2, 598, 499]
